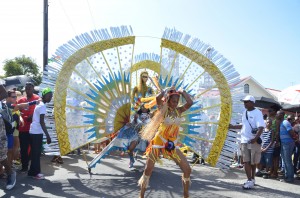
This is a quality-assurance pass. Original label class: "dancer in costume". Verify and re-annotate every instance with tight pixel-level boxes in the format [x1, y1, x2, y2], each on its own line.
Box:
[131, 71, 154, 102]
[138, 87, 193, 198]
[44, 27, 243, 174]
[87, 101, 153, 169]
[130, 71, 155, 160]
[117, 103, 152, 168]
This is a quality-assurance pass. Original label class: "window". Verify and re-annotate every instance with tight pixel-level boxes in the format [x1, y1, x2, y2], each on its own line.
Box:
[244, 84, 249, 93]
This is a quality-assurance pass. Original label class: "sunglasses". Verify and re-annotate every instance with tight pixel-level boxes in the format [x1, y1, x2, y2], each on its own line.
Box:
[10, 96, 17, 98]
[142, 76, 148, 79]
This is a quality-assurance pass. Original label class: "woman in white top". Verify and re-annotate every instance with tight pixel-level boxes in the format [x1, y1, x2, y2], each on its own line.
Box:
[28, 88, 52, 180]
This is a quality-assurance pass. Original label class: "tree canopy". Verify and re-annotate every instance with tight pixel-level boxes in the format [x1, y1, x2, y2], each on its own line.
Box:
[3, 55, 42, 85]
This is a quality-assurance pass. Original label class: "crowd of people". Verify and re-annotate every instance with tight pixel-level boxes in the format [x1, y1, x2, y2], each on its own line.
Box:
[1, 77, 299, 197]
[230, 95, 300, 189]
[0, 83, 53, 190]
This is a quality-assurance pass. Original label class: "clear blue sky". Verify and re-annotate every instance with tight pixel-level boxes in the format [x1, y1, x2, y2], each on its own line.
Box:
[0, 0, 299, 90]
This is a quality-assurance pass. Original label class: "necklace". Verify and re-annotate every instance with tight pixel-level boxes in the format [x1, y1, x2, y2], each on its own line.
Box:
[168, 108, 177, 118]
[168, 107, 175, 112]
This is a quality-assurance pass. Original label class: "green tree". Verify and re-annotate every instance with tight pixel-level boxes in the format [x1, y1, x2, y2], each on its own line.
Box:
[3, 55, 42, 85]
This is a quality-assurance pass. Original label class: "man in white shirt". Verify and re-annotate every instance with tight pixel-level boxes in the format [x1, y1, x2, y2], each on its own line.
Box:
[229, 95, 265, 189]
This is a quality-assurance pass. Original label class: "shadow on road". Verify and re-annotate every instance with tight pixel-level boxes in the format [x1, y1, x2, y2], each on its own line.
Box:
[1, 154, 300, 198]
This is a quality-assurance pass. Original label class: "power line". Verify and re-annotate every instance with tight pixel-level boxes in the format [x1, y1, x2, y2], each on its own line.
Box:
[58, 0, 77, 35]
[86, 0, 97, 30]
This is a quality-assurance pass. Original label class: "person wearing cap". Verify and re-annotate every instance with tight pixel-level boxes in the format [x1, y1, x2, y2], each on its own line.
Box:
[229, 95, 265, 189]
[17, 82, 40, 173]
[27, 88, 52, 179]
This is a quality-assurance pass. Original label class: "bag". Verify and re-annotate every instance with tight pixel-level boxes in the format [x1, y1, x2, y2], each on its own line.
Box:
[251, 128, 258, 134]
[256, 137, 262, 144]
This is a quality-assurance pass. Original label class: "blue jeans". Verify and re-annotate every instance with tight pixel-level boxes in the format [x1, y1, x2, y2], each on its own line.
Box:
[260, 152, 273, 168]
[281, 142, 295, 181]
[293, 143, 300, 172]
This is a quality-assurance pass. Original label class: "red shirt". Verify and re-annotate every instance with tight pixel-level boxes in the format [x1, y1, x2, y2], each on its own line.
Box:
[17, 94, 40, 132]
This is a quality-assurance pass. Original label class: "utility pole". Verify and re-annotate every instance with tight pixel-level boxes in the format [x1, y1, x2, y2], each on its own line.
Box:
[43, 0, 48, 71]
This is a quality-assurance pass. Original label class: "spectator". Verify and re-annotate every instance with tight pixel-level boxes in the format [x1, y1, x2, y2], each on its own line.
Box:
[190, 153, 205, 165]
[263, 114, 268, 120]
[257, 118, 274, 179]
[12, 91, 23, 166]
[293, 117, 300, 175]
[5, 90, 40, 168]
[17, 82, 40, 173]
[229, 95, 265, 189]
[0, 85, 16, 190]
[1, 91, 15, 169]
[279, 111, 296, 183]
[268, 105, 281, 179]
[28, 88, 52, 179]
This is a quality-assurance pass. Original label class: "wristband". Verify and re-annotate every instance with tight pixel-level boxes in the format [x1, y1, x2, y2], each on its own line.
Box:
[28, 100, 38, 106]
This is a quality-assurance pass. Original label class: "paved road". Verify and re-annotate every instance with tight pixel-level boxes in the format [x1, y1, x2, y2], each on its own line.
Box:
[1, 151, 300, 198]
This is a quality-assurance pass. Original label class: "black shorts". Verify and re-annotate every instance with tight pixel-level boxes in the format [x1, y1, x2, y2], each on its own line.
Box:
[273, 146, 280, 157]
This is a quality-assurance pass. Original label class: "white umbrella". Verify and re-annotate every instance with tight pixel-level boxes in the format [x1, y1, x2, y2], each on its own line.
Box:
[278, 84, 300, 105]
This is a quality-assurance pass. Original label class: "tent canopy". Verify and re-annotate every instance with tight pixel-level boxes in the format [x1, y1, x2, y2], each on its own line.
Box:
[254, 96, 282, 110]
[282, 103, 300, 113]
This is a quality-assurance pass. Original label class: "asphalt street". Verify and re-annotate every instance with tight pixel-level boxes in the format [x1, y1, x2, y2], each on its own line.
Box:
[1, 151, 300, 198]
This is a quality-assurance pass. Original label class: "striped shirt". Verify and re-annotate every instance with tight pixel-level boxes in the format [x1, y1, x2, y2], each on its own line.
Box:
[261, 128, 273, 153]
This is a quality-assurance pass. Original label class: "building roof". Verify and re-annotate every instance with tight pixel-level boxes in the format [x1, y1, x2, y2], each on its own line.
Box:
[265, 88, 281, 99]
[236, 76, 276, 99]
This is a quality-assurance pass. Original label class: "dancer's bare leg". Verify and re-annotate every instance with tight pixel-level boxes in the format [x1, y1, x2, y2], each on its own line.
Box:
[128, 140, 138, 167]
[128, 141, 138, 155]
[139, 152, 156, 198]
[172, 149, 192, 198]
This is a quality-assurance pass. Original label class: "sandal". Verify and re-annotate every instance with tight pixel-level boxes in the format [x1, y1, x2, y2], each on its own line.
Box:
[51, 156, 58, 163]
[51, 156, 64, 164]
[56, 157, 64, 164]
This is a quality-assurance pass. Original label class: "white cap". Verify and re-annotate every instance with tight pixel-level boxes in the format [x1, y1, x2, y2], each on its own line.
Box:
[242, 95, 255, 103]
